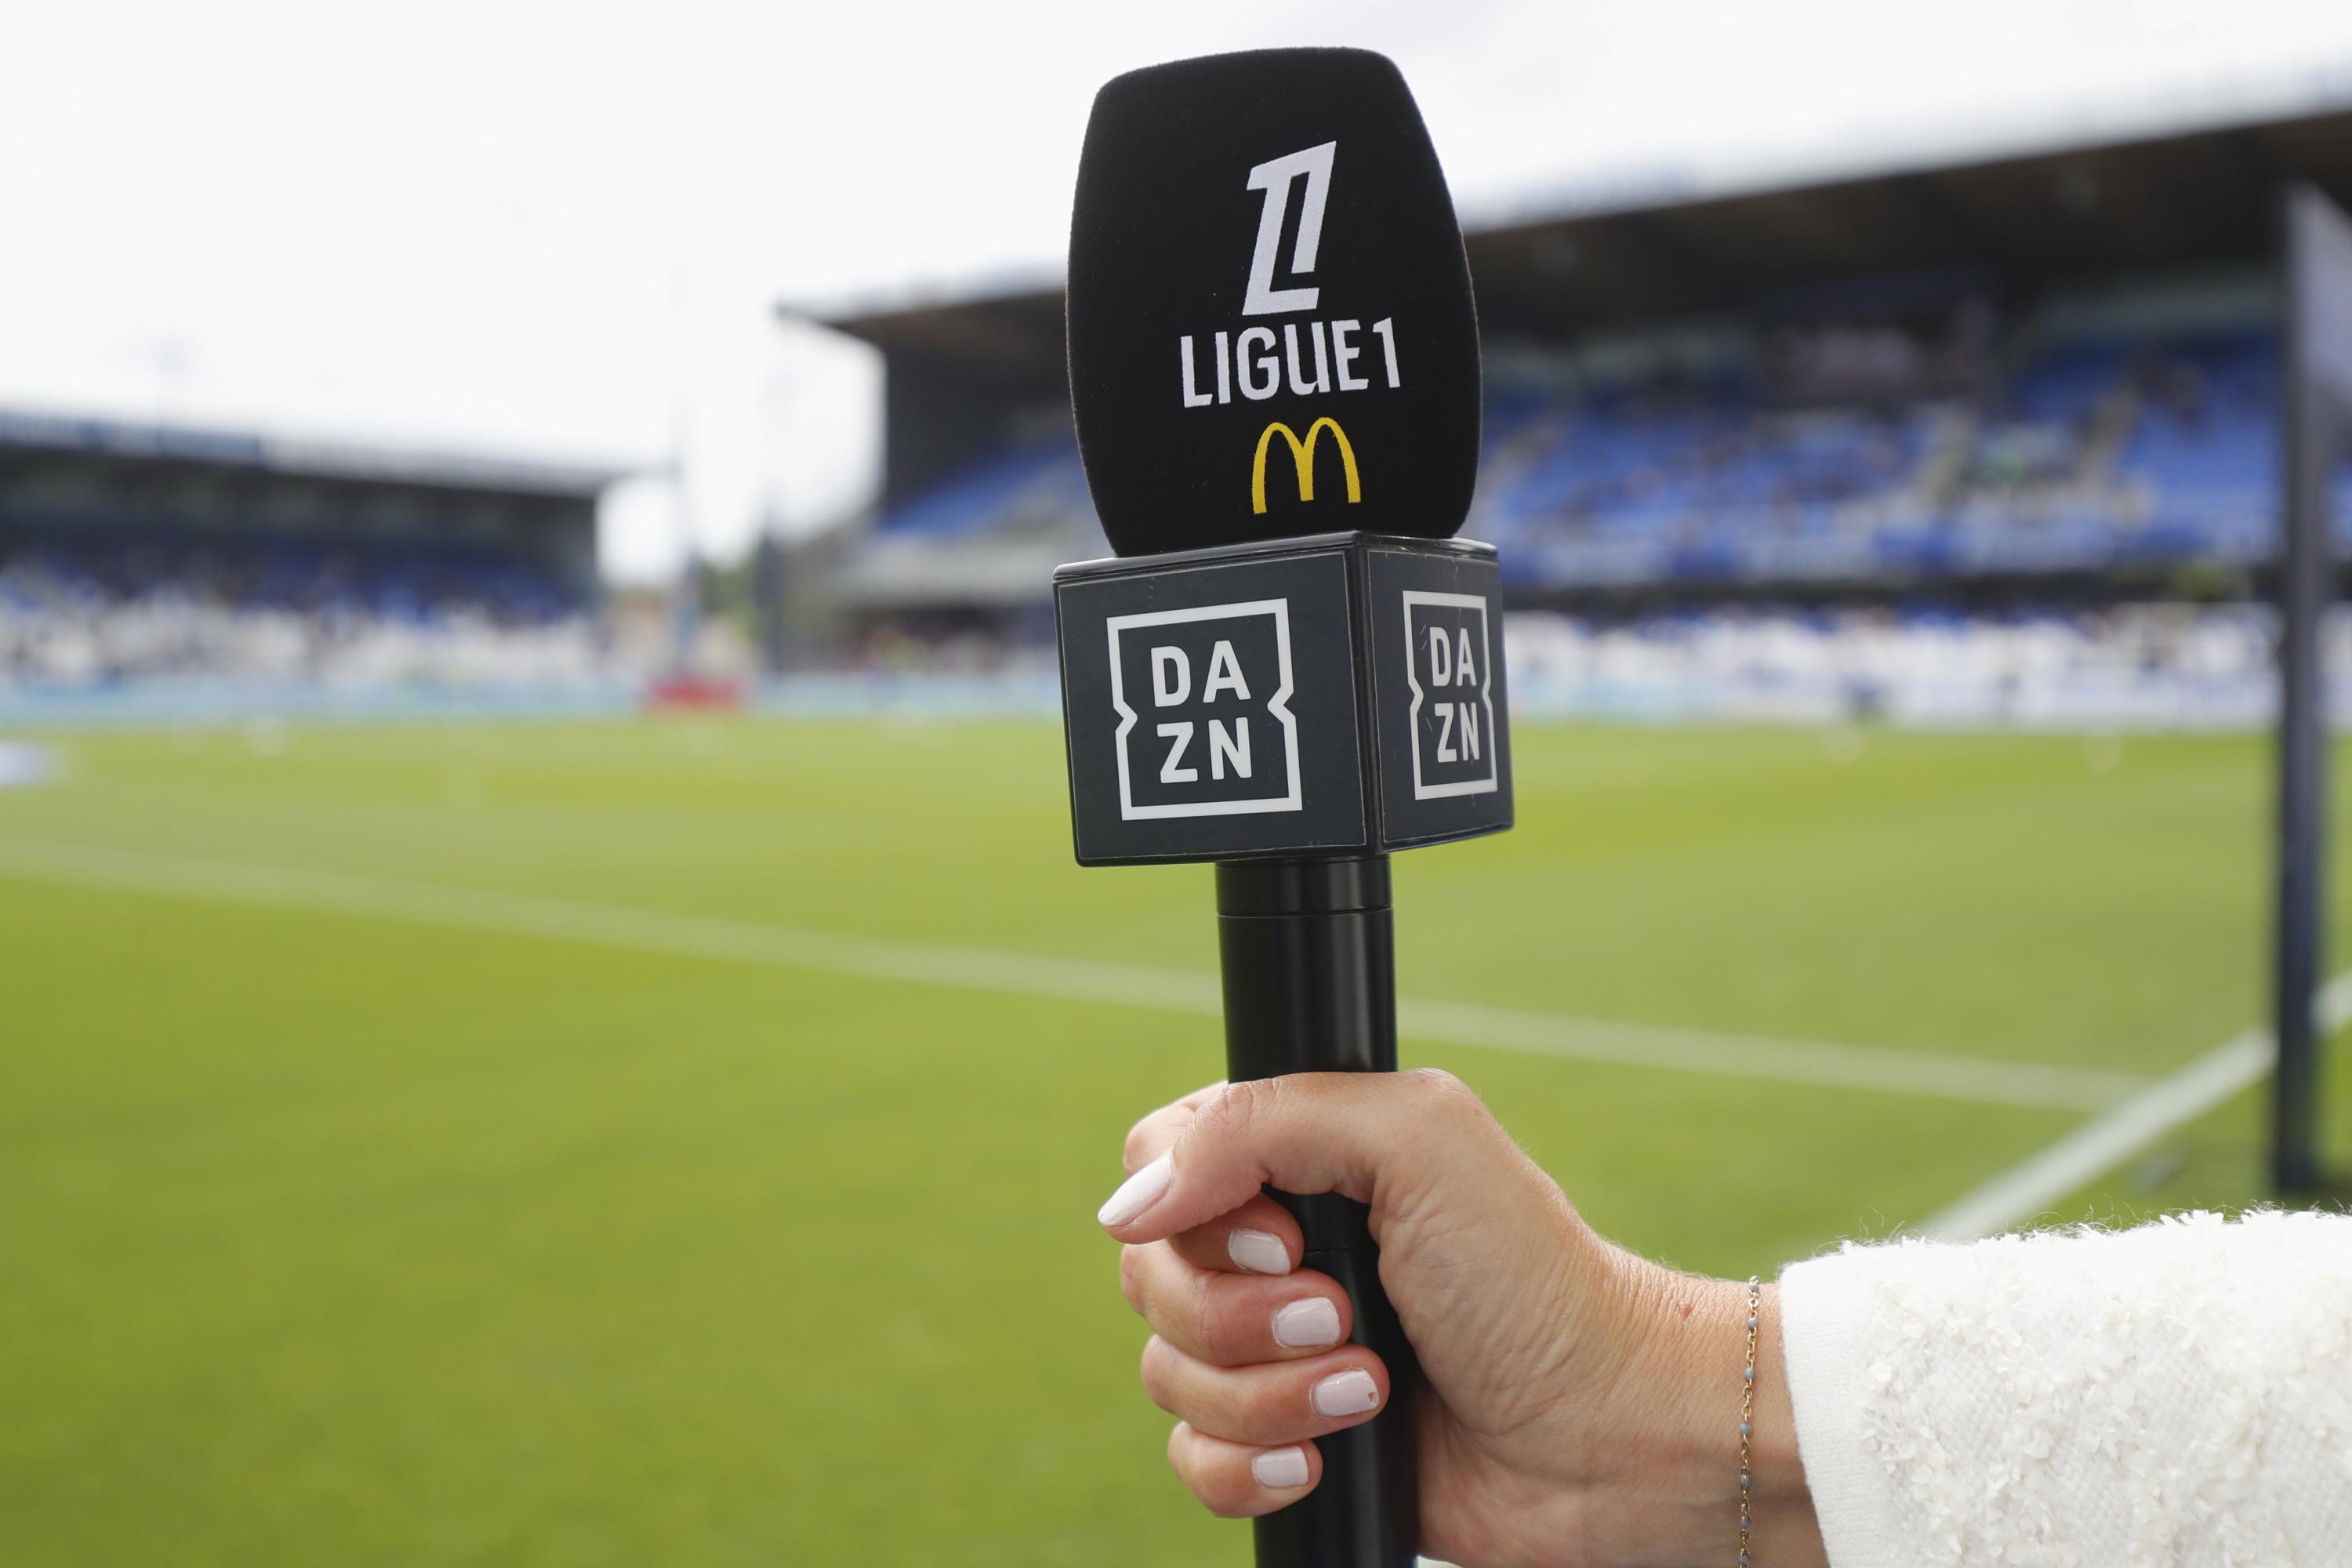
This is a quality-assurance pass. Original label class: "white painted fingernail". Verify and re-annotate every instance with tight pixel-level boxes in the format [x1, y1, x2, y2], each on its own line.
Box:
[1272, 1298, 1342, 1349]
[1310, 1369, 1381, 1417]
[1097, 1153, 1173, 1228]
[1252, 1446, 1310, 1490]
[1228, 1229, 1291, 1276]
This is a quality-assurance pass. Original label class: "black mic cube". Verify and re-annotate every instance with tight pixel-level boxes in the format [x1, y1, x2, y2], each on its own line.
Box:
[1054, 530, 1512, 866]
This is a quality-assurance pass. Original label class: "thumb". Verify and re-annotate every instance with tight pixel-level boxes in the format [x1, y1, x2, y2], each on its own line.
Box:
[1094, 1069, 1519, 1244]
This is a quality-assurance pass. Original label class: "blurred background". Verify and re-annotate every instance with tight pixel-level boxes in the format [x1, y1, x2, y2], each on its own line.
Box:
[5, 2, 2352, 1563]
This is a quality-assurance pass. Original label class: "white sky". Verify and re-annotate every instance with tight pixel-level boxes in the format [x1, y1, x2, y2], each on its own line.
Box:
[5, 0, 2352, 582]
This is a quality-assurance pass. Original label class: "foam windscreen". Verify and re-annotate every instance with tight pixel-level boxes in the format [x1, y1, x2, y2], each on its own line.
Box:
[1068, 49, 1481, 557]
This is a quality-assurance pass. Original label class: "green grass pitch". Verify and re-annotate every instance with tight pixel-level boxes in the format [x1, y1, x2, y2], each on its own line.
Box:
[1, 717, 2345, 1565]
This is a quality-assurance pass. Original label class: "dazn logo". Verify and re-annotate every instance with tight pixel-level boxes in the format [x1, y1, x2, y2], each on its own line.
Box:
[1106, 601, 1302, 820]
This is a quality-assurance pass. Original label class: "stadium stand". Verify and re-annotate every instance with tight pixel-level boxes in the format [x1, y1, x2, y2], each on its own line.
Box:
[0, 412, 620, 687]
[786, 103, 2352, 657]
[807, 321, 2348, 604]
[1473, 328, 2310, 588]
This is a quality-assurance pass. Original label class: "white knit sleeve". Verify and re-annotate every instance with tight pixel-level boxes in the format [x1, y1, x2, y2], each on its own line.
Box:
[1778, 1210, 2352, 1567]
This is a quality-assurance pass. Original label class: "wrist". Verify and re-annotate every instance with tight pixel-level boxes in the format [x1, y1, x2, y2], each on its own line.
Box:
[1610, 1261, 1821, 1567]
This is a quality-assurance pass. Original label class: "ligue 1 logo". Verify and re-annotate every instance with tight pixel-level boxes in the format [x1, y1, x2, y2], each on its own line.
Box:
[1175, 140, 1403, 416]
[1105, 601, 1302, 820]
[1241, 141, 1334, 316]
[1401, 590, 1497, 800]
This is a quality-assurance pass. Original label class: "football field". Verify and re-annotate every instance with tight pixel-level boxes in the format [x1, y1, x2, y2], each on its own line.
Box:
[2, 717, 2346, 1566]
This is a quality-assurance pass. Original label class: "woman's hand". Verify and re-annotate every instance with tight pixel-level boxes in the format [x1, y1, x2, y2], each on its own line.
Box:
[1096, 1071, 1823, 1568]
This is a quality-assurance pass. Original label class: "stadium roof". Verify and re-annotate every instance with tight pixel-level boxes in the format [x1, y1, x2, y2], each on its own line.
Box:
[0, 408, 630, 499]
[797, 103, 2352, 365]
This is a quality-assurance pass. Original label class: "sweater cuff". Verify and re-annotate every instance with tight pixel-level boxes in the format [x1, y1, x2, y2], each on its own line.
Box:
[1779, 1254, 1903, 1568]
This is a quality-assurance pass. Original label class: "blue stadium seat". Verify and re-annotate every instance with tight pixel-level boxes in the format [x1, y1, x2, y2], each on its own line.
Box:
[875, 435, 1085, 539]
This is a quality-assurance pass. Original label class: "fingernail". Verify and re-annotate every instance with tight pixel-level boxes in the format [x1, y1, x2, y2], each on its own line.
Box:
[1310, 1369, 1381, 1417]
[1251, 1446, 1310, 1490]
[1228, 1229, 1291, 1276]
[1272, 1298, 1342, 1349]
[1096, 1153, 1173, 1228]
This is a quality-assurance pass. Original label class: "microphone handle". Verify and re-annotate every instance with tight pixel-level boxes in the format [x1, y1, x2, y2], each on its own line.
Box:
[1216, 855, 1419, 1568]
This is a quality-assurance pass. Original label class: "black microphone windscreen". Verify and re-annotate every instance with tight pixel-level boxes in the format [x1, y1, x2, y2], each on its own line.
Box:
[1067, 49, 1481, 557]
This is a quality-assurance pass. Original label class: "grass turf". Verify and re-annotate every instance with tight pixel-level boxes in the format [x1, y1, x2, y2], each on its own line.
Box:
[0, 717, 2343, 1565]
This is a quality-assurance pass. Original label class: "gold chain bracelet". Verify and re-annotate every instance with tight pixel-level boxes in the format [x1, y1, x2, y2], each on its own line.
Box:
[1738, 1276, 1759, 1567]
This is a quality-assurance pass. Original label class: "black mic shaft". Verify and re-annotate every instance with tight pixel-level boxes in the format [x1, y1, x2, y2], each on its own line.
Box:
[1218, 855, 1418, 1567]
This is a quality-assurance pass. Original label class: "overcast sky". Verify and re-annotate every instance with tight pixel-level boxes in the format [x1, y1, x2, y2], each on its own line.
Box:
[6, 0, 2352, 581]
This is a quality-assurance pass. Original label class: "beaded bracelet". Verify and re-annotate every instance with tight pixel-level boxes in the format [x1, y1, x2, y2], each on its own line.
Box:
[1737, 1276, 1759, 1567]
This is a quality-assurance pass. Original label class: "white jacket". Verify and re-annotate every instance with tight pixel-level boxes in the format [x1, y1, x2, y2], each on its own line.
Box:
[1781, 1210, 2352, 1566]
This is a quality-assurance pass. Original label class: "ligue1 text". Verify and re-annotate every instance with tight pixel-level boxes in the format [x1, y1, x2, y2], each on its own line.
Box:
[1178, 319, 1400, 408]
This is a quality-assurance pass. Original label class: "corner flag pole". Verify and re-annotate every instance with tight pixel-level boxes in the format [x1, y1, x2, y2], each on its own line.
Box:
[2274, 182, 2352, 1194]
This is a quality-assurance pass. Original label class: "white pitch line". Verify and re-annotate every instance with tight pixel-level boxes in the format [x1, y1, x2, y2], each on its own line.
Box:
[0, 836, 2147, 1112]
[1398, 997, 2143, 1111]
[1920, 970, 2352, 1240]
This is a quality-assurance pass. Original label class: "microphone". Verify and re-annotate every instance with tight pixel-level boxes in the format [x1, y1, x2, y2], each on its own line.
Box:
[1068, 47, 1482, 556]
[1052, 48, 1510, 1568]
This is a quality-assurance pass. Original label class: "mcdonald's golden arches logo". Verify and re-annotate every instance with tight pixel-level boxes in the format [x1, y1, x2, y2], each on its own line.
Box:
[1250, 417, 1361, 514]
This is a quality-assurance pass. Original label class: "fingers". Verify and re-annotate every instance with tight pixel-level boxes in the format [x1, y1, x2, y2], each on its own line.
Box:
[1142, 1334, 1389, 1447]
[1115, 1088, 1305, 1272]
[1167, 1192, 1304, 1276]
[1166, 1423, 1321, 1518]
[1122, 1082, 1225, 1173]
[1098, 1069, 1508, 1245]
[1120, 1240, 1351, 1364]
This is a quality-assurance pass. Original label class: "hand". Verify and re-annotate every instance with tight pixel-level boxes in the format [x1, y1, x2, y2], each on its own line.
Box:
[1096, 1071, 1824, 1568]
